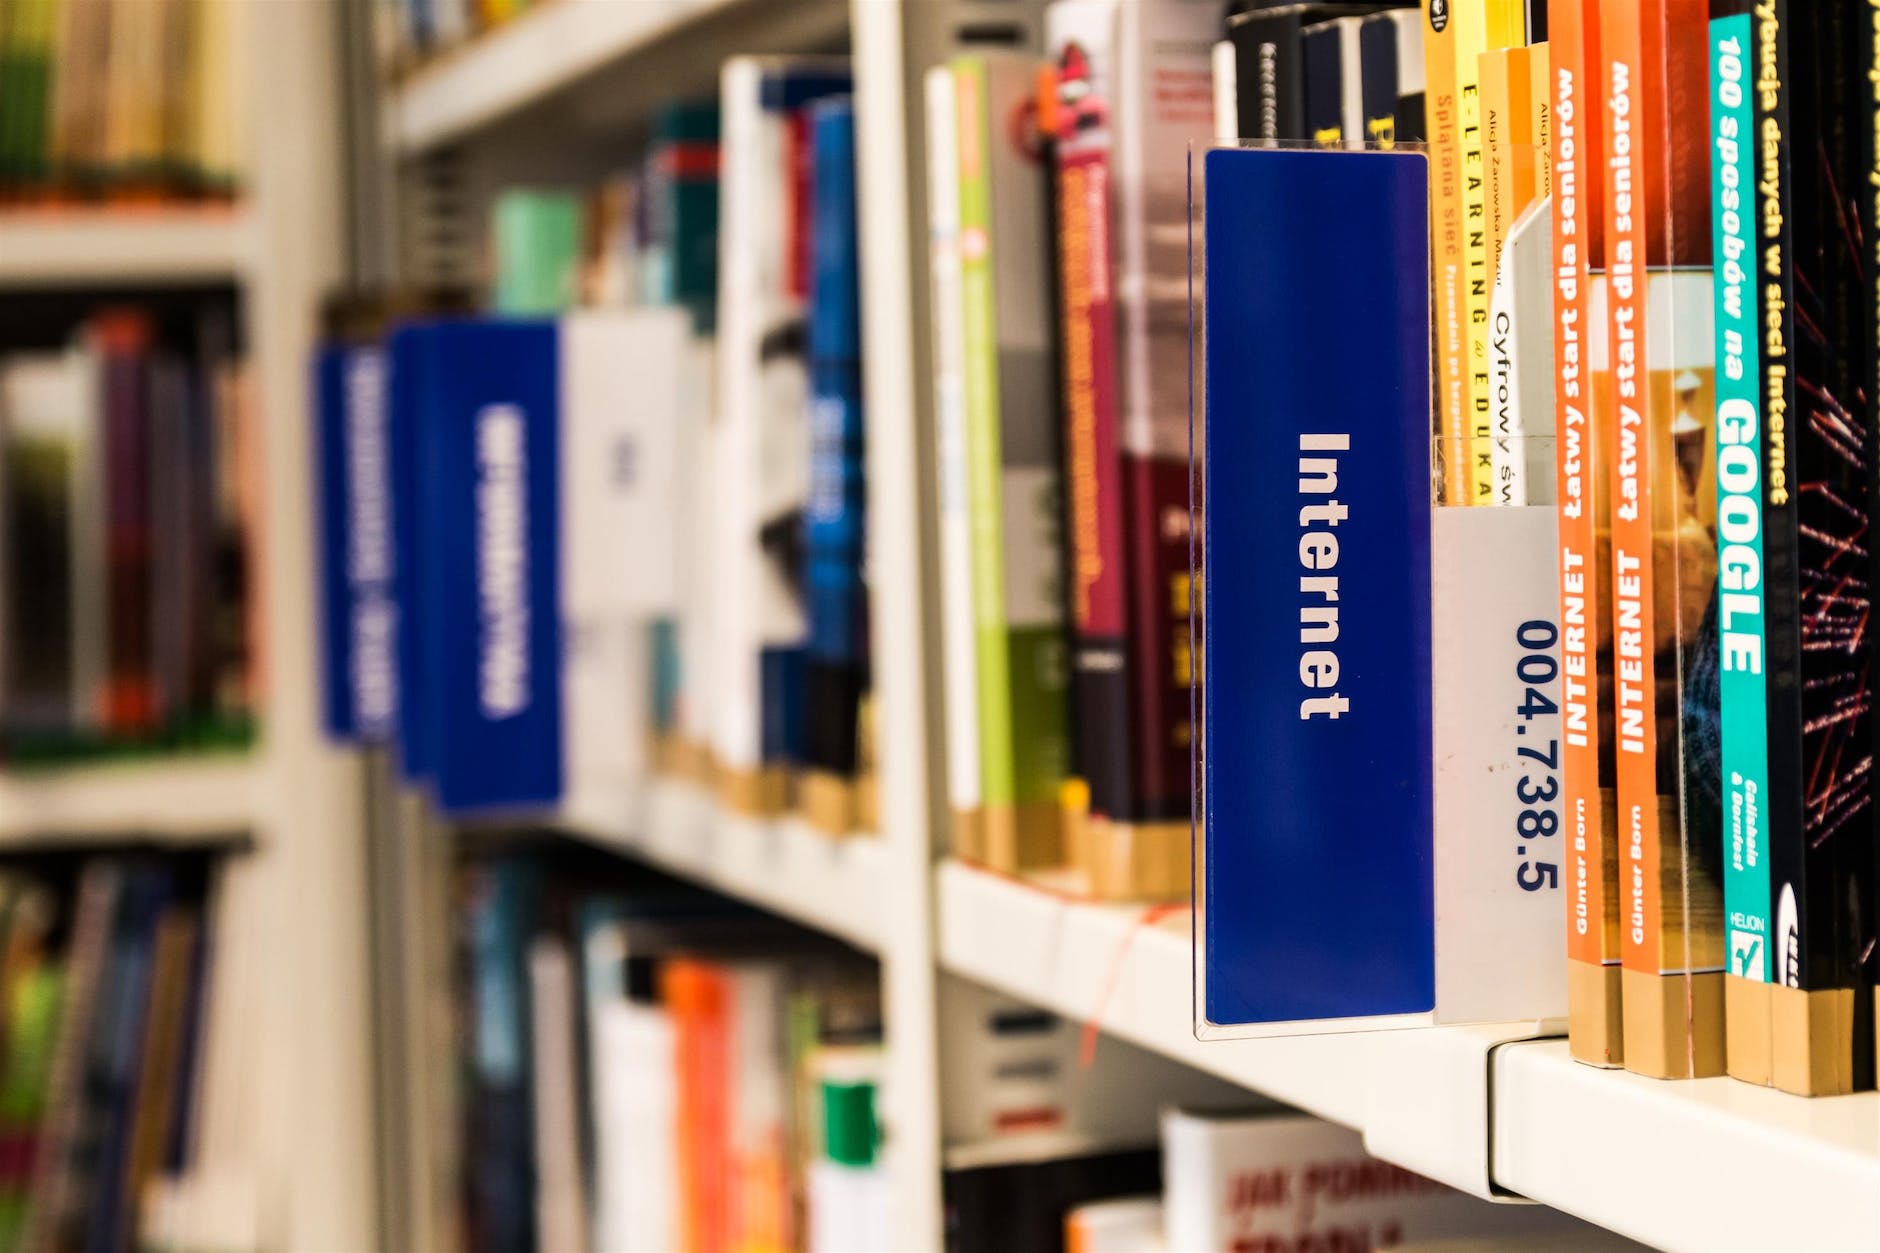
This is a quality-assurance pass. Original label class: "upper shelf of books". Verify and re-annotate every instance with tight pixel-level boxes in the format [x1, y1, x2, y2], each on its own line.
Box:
[381, 0, 849, 155]
[0, 207, 252, 289]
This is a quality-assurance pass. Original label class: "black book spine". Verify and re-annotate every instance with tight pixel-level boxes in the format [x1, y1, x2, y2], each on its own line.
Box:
[1819, 0, 1880, 1083]
[1860, 0, 1880, 1059]
[1358, 12, 1400, 146]
[1758, 0, 1807, 997]
[1231, 12, 1309, 141]
[1302, 22, 1345, 145]
[1763, 1, 1874, 1077]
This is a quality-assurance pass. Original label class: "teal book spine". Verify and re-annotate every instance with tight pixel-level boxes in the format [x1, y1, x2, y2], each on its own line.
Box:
[1708, 12, 1770, 984]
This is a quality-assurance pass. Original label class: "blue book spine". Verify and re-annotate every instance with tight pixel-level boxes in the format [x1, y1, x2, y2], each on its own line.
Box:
[389, 325, 436, 786]
[803, 97, 866, 776]
[1201, 147, 1434, 1026]
[315, 346, 353, 740]
[426, 320, 564, 814]
[315, 344, 397, 744]
[78, 863, 171, 1253]
[465, 859, 538, 1253]
[650, 619, 681, 734]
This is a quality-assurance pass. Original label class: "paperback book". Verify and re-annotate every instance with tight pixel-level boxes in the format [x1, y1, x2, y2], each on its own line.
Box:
[1599, 0, 1725, 1080]
[1549, 0, 1623, 1067]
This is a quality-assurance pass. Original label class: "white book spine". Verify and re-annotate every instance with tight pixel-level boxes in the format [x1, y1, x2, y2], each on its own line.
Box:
[1335, 17, 1366, 150]
[528, 939, 587, 1253]
[560, 312, 687, 799]
[709, 56, 773, 776]
[1487, 200, 1555, 507]
[1116, 0, 1217, 460]
[1162, 1107, 1583, 1248]
[678, 337, 716, 747]
[925, 64, 982, 817]
[1212, 41, 1238, 143]
[592, 1001, 679, 1253]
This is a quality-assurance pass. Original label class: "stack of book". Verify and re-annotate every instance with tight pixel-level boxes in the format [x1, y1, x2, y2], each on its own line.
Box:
[0, 0, 245, 202]
[0, 850, 226, 1253]
[0, 304, 258, 767]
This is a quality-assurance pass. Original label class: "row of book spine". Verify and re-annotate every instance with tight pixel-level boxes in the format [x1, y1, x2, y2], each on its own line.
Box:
[1542, 0, 1880, 1094]
[924, 5, 1215, 899]
[445, 847, 887, 1253]
[0, 0, 244, 201]
[0, 306, 259, 767]
[1212, 0, 1877, 1091]
[318, 66, 879, 831]
[0, 853, 221, 1253]
[375, 0, 535, 77]
[445, 841, 1603, 1253]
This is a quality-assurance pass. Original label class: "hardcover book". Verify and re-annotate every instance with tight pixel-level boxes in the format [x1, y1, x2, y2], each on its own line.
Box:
[954, 51, 1070, 871]
[315, 342, 398, 744]
[924, 63, 986, 860]
[709, 57, 851, 812]
[390, 312, 686, 814]
[1225, 3, 1395, 144]
[802, 97, 869, 801]
[1160, 1109, 1577, 1250]
[1048, 0, 1213, 857]
[1752, 0, 1877, 1095]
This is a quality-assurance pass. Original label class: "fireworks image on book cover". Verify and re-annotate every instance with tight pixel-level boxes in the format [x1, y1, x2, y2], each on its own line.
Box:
[1777, 65, 1874, 1000]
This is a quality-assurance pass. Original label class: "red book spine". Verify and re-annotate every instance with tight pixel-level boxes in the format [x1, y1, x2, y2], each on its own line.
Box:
[1054, 44, 1138, 821]
[94, 310, 157, 734]
[1127, 454, 1194, 821]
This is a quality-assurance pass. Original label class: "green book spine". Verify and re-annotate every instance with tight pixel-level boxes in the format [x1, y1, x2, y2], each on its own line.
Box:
[955, 57, 1015, 812]
[490, 189, 583, 316]
[0, 964, 62, 1252]
[956, 55, 1069, 825]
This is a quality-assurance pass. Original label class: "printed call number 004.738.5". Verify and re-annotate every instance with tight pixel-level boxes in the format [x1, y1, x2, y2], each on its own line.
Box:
[1512, 619, 1560, 893]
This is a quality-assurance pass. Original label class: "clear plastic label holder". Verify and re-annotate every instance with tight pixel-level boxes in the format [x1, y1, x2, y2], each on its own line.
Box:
[1191, 139, 1569, 1040]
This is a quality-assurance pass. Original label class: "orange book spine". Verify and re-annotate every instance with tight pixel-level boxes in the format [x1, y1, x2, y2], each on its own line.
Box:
[1551, 0, 1622, 1066]
[664, 960, 733, 1253]
[1598, 0, 1660, 981]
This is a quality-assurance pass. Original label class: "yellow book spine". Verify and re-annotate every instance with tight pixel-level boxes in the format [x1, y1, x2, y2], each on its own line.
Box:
[1527, 41, 1550, 202]
[1424, 2, 1468, 504]
[1459, 0, 1527, 502]
[1479, 46, 1515, 299]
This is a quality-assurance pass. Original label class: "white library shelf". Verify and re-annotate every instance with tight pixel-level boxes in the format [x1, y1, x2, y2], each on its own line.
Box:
[937, 854, 1880, 1251]
[0, 756, 261, 846]
[383, 0, 848, 154]
[556, 777, 885, 953]
[0, 208, 252, 288]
